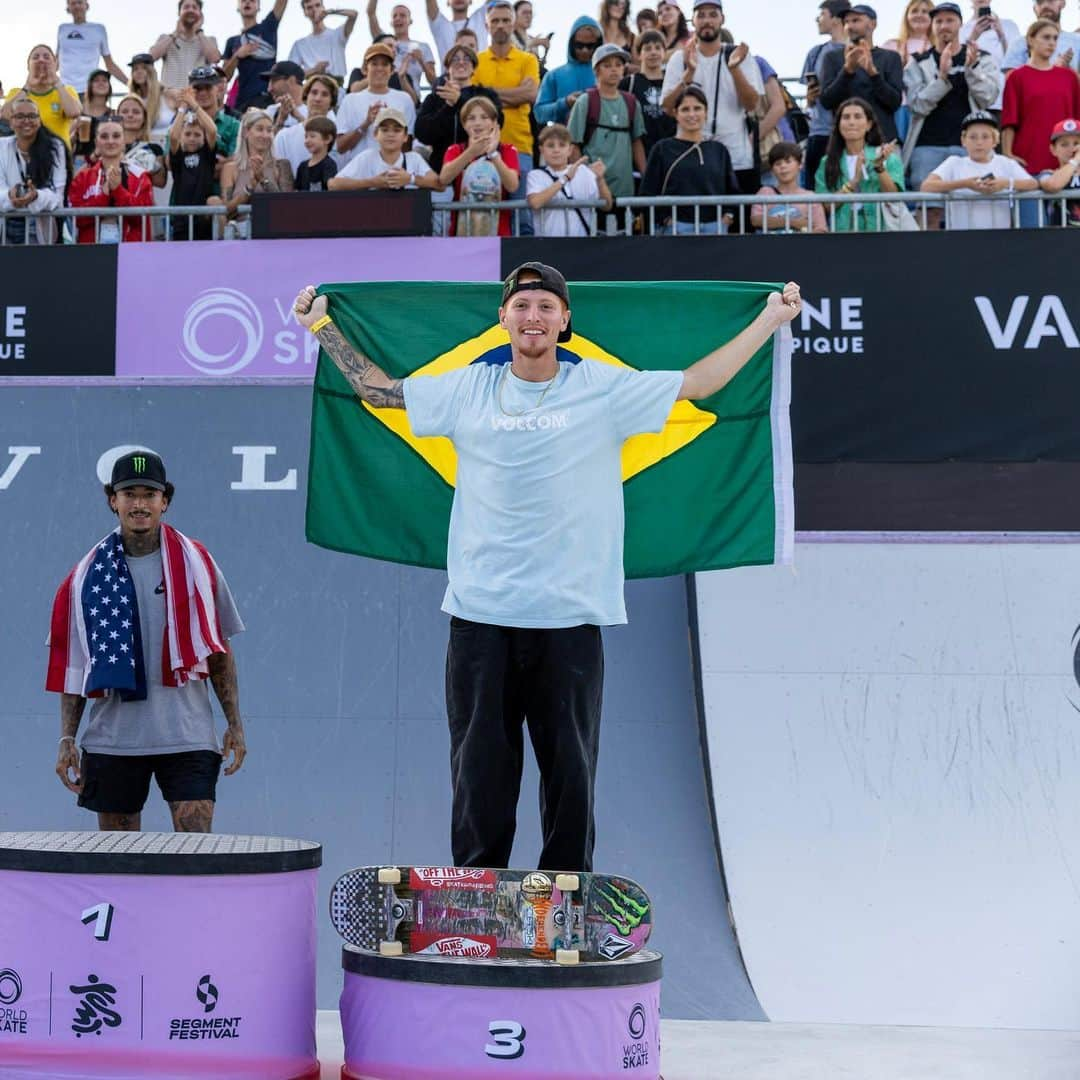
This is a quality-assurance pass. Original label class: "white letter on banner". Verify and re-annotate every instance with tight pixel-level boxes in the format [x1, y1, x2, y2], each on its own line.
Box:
[6, 307, 26, 337]
[231, 447, 297, 491]
[973, 295, 1028, 349]
[840, 298, 862, 330]
[0, 446, 40, 490]
[1023, 296, 1079, 350]
[800, 298, 830, 331]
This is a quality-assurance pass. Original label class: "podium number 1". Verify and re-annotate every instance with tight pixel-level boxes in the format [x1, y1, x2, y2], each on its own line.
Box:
[81, 903, 115, 941]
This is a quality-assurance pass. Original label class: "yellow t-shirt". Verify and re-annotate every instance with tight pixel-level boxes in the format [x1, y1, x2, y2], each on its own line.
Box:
[5, 85, 78, 148]
[472, 47, 539, 157]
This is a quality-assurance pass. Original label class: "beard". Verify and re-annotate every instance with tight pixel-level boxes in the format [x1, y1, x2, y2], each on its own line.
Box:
[696, 25, 720, 42]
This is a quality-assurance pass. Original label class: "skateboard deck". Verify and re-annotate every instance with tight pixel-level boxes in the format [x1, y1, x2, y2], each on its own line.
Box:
[330, 866, 653, 963]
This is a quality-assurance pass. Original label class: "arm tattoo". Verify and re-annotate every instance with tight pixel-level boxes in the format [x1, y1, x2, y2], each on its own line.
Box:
[60, 693, 86, 738]
[207, 651, 241, 728]
[317, 322, 406, 409]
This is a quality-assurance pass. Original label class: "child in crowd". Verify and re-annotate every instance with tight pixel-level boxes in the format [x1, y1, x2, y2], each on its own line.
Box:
[168, 105, 218, 240]
[1037, 117, 1080, 227]
[621, 29, 675, 156]
[751, 142, 827, 233]
[527, 122, 612, 236]
[921, 111, 1036, 231]
[330, 109, 440, 191]
[296, 116, 339, 191]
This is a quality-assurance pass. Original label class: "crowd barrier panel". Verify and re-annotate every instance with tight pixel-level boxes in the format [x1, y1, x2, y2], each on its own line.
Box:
[2, 189, 1078, 242]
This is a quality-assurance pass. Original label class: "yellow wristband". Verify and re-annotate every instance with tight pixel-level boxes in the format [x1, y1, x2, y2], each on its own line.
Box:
[309, 315, 333, 335]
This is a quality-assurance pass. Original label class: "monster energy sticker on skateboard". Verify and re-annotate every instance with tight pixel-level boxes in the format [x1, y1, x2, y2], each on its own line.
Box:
[329, 865, 652, 962]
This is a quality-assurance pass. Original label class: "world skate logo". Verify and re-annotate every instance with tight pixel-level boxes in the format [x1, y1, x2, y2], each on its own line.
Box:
[599, 932, 635, 961]
[409, 867, 497, 890]
[413, 933, 497, 958]
[69, 974, 121, 1037]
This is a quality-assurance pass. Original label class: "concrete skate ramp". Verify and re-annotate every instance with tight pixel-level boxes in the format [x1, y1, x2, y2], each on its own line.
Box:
[694, 544, 1080, 1029]
[1, 385, 763, 1018]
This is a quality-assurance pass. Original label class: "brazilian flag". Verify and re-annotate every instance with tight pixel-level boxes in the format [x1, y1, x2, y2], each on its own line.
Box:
[305, 280, 793, 578]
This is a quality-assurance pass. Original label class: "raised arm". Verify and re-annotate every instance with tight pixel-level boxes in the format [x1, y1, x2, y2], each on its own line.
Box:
[678, 283, 800, 400]
[367, 0, 385, 39]
[293, 286, 405, 408]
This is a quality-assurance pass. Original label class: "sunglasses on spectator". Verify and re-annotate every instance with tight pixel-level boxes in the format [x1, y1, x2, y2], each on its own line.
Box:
[572, 39, 600, 49]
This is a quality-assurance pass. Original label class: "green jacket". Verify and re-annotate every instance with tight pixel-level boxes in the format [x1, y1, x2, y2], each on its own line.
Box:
[814, 145, 905, 232]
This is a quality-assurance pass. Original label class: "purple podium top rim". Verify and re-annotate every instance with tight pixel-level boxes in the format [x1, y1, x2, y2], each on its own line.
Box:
[342, 946, 663, 988]
[0, 831, 322, 875]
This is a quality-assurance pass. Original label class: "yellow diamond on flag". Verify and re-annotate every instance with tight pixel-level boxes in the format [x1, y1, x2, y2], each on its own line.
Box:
[362, 325, 715, 488]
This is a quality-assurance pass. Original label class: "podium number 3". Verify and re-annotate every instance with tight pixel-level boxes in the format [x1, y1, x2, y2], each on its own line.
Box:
[81, 903, 115, 941]
[486, 1020, 526, 1059]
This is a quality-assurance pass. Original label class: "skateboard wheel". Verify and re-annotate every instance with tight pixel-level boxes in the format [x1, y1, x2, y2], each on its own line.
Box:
[378, 867, 402, 885]
[555, 949, 580, 965]
[554, 874, 580, 893]
[379, 940, 404, 956]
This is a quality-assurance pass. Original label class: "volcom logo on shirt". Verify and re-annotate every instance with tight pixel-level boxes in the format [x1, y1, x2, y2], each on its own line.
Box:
[490, 413, 569, 432]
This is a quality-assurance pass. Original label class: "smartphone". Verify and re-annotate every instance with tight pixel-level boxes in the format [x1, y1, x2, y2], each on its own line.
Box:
[980, 172, 994, 180]
[977, 5, 991, 16]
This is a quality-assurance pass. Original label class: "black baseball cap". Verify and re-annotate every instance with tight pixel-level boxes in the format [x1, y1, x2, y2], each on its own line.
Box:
[929, 2, 962, 17]
[960, 109, 999, 131]
[188, 64, 220, 85]
[129, 53, 154, 67]
[501, 262, 573, 342]
[262, 60, 306, 81]
[111, 451, 167, 492]
[844, 3, 877, 18]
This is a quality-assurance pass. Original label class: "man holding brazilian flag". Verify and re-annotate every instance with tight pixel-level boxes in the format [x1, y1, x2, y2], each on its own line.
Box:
[295, 264, 800, 875]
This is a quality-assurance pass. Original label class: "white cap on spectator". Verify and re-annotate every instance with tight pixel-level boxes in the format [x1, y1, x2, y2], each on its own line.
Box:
[592, 43, 630, 69]
[374, 108, 409, 130]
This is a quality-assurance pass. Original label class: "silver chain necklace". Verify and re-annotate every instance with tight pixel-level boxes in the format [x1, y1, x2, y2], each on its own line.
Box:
[497, 362, 559, 416]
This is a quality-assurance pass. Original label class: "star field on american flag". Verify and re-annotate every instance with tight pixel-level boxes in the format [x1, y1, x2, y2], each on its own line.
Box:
[82, 532, 146, 700]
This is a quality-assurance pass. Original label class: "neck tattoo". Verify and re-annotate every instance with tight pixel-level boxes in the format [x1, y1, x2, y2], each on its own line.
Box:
[498, 363, 558, 416]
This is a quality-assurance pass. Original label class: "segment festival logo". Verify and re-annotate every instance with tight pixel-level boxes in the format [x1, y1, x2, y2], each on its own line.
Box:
[169, 974, 242, 1040]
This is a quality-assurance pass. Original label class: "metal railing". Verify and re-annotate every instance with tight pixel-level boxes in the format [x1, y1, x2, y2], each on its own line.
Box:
[2, 190, 1078, 242]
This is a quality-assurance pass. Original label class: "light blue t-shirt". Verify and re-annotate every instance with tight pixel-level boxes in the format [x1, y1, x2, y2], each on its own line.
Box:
[403, 354, 683, 629]
[1003, 29, 1080, 71]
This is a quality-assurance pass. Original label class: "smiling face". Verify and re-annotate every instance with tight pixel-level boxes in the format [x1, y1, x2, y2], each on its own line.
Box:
[837, 102, 874, 143]
[365, 55, 392, 89]
[658, 2, 680, 29]
[907, 0, 932, 35]
[95, 118, 125, 160]
[692, 5, 723, 42]
[375, 118, 407, 153]
[118, 97, 147, 134]
[499, 282, 570, 359]
[179, 0, 202, 25]
[88, 72, 111, 100]
[463, 103, 498, 139]
[675, 92, 706, 135]
[304, 127, 332, 155]
[391, 5, 411, 32]
[539, 133, 571, 168]
[246, 115, 274, 151]
[303, 78, 334, 115]
[110, 485, 168, 538]
[10, 101, 42, 143]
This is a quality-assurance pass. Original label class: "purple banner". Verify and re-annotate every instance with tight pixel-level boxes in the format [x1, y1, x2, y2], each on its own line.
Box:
[115, 239, 501, 379]
[0, 868, 318, 1077]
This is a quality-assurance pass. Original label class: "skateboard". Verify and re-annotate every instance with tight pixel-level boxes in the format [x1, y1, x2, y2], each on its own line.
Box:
[329, 865, 653, 963]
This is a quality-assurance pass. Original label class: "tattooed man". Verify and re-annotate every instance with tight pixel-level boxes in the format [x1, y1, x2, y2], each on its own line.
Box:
[294, 265, 800, 871]
[47, 451, 247, 833]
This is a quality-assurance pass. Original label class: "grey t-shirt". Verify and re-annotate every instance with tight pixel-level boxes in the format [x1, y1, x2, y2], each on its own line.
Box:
[80, 550, 244, 756]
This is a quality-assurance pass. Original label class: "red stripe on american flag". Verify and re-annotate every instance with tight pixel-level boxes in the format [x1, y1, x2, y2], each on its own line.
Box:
[45, 570, 75, 693]
[163, 526, 198, 673]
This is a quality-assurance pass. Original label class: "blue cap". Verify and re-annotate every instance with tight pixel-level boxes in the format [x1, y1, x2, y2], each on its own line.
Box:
[692, 0, 722, 9]
[845, 3, 877, 18]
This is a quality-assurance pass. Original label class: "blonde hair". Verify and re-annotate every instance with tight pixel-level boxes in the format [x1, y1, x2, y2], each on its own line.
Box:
[116, 94, 151, 143]
[129, 64, 164, 133]
[895, 0, 933, 62]
[235, 109, 278, 174]
[460, 95, 499, 123]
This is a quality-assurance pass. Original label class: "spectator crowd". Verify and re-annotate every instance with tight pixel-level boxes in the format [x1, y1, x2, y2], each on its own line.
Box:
[4, 0, 1080, 239]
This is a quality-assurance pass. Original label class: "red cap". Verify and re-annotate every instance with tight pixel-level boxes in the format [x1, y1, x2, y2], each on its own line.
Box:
[1050, 118, 1080, 141]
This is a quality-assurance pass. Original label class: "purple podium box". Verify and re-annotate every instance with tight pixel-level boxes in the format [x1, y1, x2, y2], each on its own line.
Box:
[339, 945, 662, 1080]
[0, 831, 321, 1079]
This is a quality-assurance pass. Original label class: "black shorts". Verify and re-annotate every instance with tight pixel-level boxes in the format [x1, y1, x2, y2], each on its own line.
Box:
[77, 750, 221, 814]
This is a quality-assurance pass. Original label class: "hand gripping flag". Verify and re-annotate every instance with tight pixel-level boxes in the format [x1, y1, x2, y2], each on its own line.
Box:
[47, 524, 227, 697]
[306, 280, 793, 578]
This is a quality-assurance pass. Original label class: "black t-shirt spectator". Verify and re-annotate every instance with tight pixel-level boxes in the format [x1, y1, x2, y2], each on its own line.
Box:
[640, 137, 738, 223]
[620, 73, 675, 154]
[169, 142, 216, 240]
[296, 156, 339, 191]
[225, 12, 281, 111]
[914, 47, 972, 147]
[818, 46, 904, 142]
[415, 81, 502, 172]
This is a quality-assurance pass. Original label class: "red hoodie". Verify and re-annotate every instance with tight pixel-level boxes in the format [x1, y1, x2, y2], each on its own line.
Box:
[69, 160, 154, 244]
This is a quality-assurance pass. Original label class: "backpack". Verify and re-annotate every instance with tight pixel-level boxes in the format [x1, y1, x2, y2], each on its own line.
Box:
[581, 86, 639, 149]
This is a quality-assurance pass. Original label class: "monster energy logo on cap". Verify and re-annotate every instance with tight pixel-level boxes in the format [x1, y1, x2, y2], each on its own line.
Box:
[111, 450, 167, 492]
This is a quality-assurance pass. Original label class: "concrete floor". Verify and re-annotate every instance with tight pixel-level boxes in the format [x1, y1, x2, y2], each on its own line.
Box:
[318, 1011, 1080, 1080]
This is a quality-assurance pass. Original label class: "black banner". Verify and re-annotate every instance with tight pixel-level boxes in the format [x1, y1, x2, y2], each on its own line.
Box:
[503, 234, 1080, 464]
[0, 245, 117, 376]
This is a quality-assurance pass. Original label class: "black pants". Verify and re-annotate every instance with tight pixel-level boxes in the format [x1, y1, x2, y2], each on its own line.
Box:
[446, 617, 603, 873]
[803, 135, 829, 191]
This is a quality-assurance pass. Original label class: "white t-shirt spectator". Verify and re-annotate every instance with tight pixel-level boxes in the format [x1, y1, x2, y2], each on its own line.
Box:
[56, 21, 113, 92]
[526, 164, 599, 237]
[337, 146, 434, 186]
[335, 88, 416, 163]
[274, 110, 339, 174]
[931, 153, 1032, 230]
[429, 8, 488, 62]
[267, 101, 309, 127]
[288, 25, 350, 79]
[394, 39, 436, 91]
[661, 46, 765, 171]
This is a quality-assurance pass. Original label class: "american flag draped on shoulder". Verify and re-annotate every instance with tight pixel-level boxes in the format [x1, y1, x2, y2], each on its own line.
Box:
[46, 523, 227, 699]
